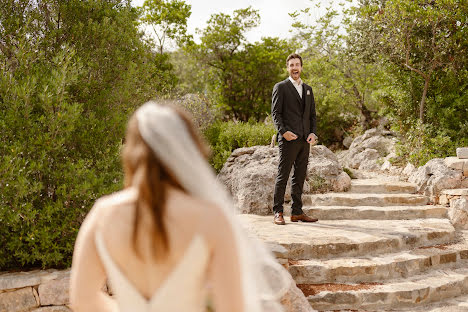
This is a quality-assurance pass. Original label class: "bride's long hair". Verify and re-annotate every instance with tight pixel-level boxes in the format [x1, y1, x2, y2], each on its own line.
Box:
[122, 105, 210, 259]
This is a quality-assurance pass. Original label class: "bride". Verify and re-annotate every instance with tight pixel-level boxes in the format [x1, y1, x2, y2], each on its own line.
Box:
[69, 101, 290, 312]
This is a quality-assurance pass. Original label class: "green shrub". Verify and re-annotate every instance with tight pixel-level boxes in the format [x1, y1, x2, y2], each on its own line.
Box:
[342, 167, 356, 179]
[203, 121, 276, 171]
[0, 0, 165, 270]
[394, 120, 467, 167]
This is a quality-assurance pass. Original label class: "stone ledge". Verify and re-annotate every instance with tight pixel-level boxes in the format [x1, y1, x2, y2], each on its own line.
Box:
[439, 189, 468, 207]
[304, 193, 428, 207]
[38, 273, 70, 306]
[0, 269, 69, 292]
[441, 189, 468, 196]
[287, 205, 448, 220]
[457, 147, 468, 159]
[307, 267, 468, 311]
[444, 157, 467, 171]
[0, 287, 39, 312]
[289, 248, 468, 284]
[240, 215, 456, 260]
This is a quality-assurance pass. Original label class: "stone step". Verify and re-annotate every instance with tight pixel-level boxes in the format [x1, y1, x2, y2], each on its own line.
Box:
[349, 179, 417, 194]
[239, 215, 455, 260]
[406, 293, 468, 311]
[289, 234, 468, 284]
[284, 205, 447, 220]
[304, 193, 428, 207]
[304, 267, 468, 311]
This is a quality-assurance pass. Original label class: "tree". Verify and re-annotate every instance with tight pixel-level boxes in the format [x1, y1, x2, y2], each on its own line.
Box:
[290, 1, 384, 141]
[140, 0, 191, 54]
[188, 7, 290, 121]
[360, 0, 467, 122]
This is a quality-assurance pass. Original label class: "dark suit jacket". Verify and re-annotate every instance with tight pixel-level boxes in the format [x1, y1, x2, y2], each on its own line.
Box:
[271, 78, 317, 141]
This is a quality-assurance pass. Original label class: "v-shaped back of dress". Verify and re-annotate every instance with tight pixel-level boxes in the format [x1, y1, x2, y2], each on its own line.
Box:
[95, 232, 210, 312]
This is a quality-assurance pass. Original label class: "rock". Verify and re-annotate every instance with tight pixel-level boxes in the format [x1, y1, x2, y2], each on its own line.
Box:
[218, 145, 350, 215]
[343, 136, 353, 149]
[381, 160, 392, 171]
[462, 178, 468, 188]
[0, 269, 69, 292]
[448, 198, 468, 229]
[281, 278, 316, 312]
[409, 159, 463, 197]
[402, 163, 416, 177]
[332, 172, 352, 192]
[444, 157, 466, 171]
[0, 287, 38, 312]
[351, 149, 380, 171]
[38, 273, 70, 306]
[457, 147, 468, 159]
[32, 307, 71, 312]
[339, 128, 396, 170]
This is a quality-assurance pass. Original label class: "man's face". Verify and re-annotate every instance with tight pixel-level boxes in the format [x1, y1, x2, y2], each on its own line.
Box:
[287, 58, 302, 81]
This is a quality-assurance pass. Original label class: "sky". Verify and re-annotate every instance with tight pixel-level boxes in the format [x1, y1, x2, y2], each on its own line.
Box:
[131, 0, 346, 44]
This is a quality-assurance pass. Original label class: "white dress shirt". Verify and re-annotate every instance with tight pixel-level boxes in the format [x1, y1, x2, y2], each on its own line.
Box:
[288, 76, 303, 98]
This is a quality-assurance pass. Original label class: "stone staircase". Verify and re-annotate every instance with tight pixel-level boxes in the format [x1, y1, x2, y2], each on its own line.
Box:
[240, 177, 468, 311]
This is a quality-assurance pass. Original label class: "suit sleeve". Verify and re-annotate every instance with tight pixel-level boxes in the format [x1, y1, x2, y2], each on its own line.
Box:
[271, 83, 287, 135]
[310, 87, 317, 135]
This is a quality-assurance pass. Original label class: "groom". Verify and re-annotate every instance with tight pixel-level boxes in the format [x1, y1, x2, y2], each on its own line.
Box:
[271, 53, 318, 225]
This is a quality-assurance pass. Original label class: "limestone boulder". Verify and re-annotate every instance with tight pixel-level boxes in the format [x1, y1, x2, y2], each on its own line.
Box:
[218, 145, 350, 215]
[448, 198, 468, 229]
[38, 273, 70, 306]
[281, 278, 316, 312]
[339, 128, 397, 171]
[343, 136, 353, 149]
[402, 163, 417, 177]
[457, 147, 468, 159]
[409, 159, 463, 197]
[0, 287, 38, 312]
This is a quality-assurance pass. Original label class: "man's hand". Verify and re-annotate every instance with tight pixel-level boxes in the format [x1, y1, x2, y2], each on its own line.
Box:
[307, 133, 318, 145]
[283, 131, 298, 141]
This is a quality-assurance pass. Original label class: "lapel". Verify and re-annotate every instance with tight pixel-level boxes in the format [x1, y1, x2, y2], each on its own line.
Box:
[285, 78, 302, 105]
[304, 84, 311, 112]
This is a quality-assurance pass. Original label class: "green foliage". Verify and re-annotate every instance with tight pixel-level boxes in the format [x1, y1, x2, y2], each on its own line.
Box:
[290, 1, 385, 146]
[0, 0, 166, 269]
[140, 0, 192, 54]
[393, 119, 467, 167]
[342, 167, 356, 179]
[203, 121, 276, 171]
[174, 94, 221, 132]
[358, 0, 468, 122]
[187, 7, 291, 121]
[308, 175, 329, 193]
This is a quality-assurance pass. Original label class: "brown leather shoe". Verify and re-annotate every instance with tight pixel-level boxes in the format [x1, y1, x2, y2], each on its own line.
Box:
[290, 214, 318, 223]
[274, 212, 286, 225]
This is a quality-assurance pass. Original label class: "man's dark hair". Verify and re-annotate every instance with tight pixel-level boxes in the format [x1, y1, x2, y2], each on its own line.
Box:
[286, 53, 303, 67]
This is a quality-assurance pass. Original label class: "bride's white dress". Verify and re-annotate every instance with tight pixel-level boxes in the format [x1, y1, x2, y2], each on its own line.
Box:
[95, 232, 210, 312]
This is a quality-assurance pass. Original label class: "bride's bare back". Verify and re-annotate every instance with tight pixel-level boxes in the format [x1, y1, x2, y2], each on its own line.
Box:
[70, 185, 244, 312]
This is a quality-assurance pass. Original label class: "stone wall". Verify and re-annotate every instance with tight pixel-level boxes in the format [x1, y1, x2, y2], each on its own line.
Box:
[407, 148, 468, 202]
[0, 269, 70, 312]
[0, 268, 313, 312]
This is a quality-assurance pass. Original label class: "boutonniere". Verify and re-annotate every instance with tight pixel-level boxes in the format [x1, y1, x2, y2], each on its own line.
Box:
[307, 90, 311, 95]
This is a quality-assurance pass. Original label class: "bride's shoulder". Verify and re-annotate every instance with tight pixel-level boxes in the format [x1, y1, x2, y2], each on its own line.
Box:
[85, 188, 137, 224]
[94, 188, 137, 209]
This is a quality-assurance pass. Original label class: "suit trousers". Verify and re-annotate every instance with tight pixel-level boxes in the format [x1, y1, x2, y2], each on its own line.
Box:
[273, 138, 309, 215]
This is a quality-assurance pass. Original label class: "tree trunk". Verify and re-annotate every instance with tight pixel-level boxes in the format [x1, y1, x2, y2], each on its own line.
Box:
[419, 76, 430, 122]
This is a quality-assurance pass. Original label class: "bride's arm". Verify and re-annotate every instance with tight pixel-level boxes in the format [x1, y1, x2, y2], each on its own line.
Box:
[69, 202, 118, 312]
[206, 208, 245, 312]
